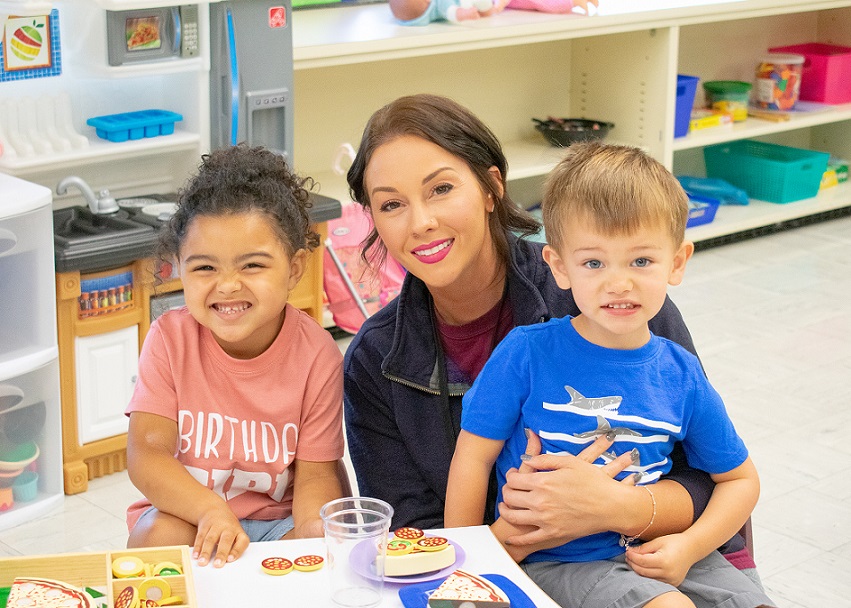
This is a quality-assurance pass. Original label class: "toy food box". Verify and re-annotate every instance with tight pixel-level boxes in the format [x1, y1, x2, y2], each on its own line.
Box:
[0, 545, 196, 608]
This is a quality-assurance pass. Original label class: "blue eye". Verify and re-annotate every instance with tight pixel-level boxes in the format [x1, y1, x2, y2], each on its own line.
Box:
[584, 260, 602, 269]
[633, 258, 651, 268]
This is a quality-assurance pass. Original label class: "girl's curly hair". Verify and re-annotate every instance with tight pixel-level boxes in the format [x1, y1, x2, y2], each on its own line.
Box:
[157, 144, 319, 266]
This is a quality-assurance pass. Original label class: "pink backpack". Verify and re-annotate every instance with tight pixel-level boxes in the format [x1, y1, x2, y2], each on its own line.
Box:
[323, 203, 405, 334]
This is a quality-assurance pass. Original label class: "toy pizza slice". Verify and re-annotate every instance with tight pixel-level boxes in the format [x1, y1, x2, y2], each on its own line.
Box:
[384, 534, 456, 577]
[427, 570, 510, 608]
[7, 577, 95, 608]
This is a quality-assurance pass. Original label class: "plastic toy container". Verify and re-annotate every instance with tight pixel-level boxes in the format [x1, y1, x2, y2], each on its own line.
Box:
[86, 110, 183, 143]
[675, 74, 700, 138]
[704, 140, 829, 203]
[686, 194, 720, 228]
[703, 81, 752, 121]
[754, 54, 804, 110]
[770, 43, 851, 104]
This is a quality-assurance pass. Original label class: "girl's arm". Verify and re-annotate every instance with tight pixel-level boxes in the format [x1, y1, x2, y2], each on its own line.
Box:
[288, 459, 347, 539]
[126, 412, 249, 567]
[626, 457, 760, 586]
[445, 430, 504, 528]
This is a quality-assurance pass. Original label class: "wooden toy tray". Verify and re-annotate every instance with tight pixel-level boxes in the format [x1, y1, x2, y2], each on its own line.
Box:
[0, 545, 196, 608]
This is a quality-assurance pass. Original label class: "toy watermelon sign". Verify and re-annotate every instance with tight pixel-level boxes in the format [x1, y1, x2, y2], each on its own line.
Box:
[3, 14, 52, 71]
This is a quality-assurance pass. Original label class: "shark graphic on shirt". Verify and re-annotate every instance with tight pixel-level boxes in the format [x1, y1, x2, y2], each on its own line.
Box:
[543, 385, 622, 413]
[573, 415, 643, 439]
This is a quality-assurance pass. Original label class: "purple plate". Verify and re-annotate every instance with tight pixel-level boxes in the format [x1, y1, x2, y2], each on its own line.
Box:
[350, 537, 466, 584]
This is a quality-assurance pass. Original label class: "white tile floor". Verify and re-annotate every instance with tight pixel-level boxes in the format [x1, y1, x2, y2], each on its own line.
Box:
[3, 216, 851, 607]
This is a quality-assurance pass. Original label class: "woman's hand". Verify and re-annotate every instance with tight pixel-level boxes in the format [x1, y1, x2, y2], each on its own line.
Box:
[497, 431, 637, 547]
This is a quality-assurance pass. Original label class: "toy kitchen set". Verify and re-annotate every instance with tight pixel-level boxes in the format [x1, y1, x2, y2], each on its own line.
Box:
[0, 0, 340, 531]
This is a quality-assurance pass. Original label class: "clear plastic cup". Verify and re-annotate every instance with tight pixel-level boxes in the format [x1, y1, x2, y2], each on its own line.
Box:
[320, 497, 394, 608]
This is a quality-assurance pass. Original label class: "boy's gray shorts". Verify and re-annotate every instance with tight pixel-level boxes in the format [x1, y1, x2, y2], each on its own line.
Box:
[521, 550, 775, 608]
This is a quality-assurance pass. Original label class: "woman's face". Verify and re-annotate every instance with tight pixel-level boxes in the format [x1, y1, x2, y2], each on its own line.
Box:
[364, 135, 500, 294]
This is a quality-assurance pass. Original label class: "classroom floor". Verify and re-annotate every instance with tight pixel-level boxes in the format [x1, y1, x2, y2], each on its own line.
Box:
[2, 216, 851, 607]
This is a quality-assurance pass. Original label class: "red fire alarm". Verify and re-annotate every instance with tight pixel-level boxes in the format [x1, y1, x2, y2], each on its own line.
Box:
[268, 6, 286, 28]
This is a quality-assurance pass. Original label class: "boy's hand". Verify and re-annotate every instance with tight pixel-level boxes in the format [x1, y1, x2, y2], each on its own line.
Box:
[193, 506, 250, 568]
[625, 533, 699, 586]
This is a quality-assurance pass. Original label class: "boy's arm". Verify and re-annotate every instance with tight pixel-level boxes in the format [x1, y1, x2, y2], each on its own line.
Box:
[288, 459, 347, 539]
[445, 430, 505, 528]
[626, 457, 760, 585]
[126, 412, 249, 567]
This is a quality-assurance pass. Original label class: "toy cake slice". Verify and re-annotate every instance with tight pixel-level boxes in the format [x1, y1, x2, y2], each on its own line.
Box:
[427, 570, 510, 608]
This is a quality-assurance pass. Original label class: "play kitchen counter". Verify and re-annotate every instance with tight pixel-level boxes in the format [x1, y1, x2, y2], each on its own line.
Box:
[55, 194, 341, 495]
[291, 0, 851, 244]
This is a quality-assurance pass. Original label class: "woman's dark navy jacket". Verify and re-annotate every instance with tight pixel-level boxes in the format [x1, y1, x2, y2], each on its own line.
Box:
[343, 233, 715, 532]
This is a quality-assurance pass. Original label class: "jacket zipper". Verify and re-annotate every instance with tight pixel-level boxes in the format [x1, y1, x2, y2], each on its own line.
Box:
[383, 372, 466, 398]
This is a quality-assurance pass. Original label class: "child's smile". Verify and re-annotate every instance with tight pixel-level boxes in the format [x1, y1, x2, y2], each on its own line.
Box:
[179, 212, 305, 359]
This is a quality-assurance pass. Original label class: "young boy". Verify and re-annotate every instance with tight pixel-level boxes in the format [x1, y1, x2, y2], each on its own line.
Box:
[445, 142, 775, 608]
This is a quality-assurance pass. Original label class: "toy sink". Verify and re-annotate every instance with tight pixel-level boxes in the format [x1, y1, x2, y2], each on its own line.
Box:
[53, 207, 158, 273]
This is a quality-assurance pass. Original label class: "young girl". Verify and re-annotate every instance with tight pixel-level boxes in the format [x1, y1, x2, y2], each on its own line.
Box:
[125, 144, 347, 568]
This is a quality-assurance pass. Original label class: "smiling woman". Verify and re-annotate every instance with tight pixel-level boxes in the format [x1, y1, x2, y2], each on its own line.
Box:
[341, 93, 763, 593]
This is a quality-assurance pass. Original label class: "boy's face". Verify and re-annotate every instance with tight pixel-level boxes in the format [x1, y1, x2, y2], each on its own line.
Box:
[178, 212, 306, 359]
[543, 215, 693, 350]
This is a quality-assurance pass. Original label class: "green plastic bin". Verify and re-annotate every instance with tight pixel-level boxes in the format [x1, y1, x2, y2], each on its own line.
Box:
[703, 140, 829, 203]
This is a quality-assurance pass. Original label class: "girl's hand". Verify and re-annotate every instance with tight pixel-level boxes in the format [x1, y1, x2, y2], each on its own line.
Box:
[625, 533, 700, 586]
[497, 431, 636, 547]
[193, 505, 250, 568]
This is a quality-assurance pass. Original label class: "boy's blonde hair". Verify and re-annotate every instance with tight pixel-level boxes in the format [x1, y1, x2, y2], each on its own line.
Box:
[541, 142, 689, 252]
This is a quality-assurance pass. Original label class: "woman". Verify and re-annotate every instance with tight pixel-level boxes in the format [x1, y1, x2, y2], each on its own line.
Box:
[343, 94, 753, 568]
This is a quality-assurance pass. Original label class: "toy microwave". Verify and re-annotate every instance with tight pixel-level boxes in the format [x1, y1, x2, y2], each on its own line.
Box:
[106, 5, 199, 66]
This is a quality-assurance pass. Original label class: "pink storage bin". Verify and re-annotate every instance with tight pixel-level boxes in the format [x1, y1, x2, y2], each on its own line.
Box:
[770, 43, 851, 104]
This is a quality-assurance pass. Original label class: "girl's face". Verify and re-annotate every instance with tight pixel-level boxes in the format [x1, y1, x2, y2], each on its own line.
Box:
[178, 211, 305, 359]
[364, 135, 501, 296]
[543, 216, 693, 350]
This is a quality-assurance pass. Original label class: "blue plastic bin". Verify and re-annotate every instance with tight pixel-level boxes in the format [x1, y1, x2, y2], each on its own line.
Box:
[686, 194, 720, 228]
[675, 75, 700, 138]
[704, 140, 830, 203]
[86, 110, 183, 143]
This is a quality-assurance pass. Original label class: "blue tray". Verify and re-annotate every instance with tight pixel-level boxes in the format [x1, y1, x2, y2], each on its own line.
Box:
[398, 573, 536, 608]
[86, 109, 183, 143]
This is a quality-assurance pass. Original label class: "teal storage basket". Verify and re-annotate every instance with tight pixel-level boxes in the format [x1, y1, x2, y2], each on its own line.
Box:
[703, 140, 829, 204]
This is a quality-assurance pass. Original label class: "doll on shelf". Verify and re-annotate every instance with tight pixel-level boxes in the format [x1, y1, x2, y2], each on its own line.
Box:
[390, 0, 597, 25]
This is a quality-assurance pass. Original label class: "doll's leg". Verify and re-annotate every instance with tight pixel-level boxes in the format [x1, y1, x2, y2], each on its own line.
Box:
[443, 0, 482, 21]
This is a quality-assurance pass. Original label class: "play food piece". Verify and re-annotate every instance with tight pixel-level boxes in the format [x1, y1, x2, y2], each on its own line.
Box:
[427, 570, 510, 608]
[293, 555, 325, 572]
[138, 578, 171, 603]
[152, 561, 182, 576]
[113, 585, 139, 608]
[387, 539, 415, 556]
[261, 557, 294, 575]
[112, 556, 145, 578]
[385, 540, 457, 577]
[415, 536, 450, 551]
[7, 577, 95, 608]
[393, 526, 426, 541]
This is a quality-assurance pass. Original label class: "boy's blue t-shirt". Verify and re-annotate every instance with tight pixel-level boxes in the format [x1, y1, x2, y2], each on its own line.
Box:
[461, 316, 748, 563]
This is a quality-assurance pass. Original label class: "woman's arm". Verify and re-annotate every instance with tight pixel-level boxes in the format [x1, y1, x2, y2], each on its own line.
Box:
[344, 349, 445, 530]
[289, 459, 346, 539]
[496, 431, 695, 554]
[126, 412, 249, 567]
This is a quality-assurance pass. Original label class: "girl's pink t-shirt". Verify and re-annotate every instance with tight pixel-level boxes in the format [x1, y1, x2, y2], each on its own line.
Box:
[125, 304, 344, 531]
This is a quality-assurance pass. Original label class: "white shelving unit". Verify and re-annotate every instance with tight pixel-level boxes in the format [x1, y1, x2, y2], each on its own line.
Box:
[291, 0, 851, 244]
